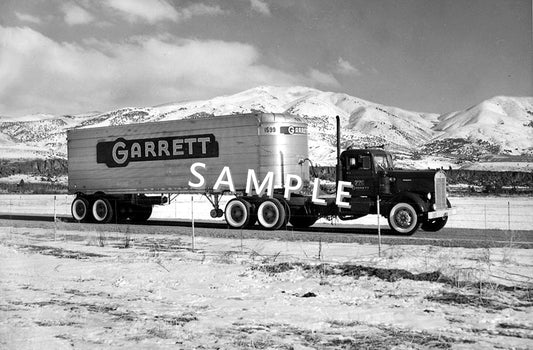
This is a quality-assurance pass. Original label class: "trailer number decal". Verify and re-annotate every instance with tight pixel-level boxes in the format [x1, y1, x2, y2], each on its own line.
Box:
[96, 134, 219, 167]
[261, 125, 307, 135]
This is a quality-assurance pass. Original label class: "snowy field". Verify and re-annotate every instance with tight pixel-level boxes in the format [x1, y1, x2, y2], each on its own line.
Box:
[0, 194, 531, 231]
[0, 225, 532, 349]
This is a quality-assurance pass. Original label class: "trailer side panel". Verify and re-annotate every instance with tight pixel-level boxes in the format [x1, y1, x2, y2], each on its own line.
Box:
[68, 113, 308, 195]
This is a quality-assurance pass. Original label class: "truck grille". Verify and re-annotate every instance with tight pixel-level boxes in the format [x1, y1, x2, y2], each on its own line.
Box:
[434, 171, 447, 210]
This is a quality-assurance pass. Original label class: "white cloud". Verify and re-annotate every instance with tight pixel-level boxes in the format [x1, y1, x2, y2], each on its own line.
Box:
[0, 26, 304, 116]
[62, 3, 95, 25]
[103, 0, 224, 23]
[15, 12, 42, 24]
[250, 0, 271, 16]
[336, 57, 360, 76]
[180, 3, 226, 19]
[308, 69, 340, 87]
[105, 0, 179, 23]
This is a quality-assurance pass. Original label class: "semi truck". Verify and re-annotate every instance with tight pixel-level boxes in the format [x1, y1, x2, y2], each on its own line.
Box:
[67, 113, 452, 235]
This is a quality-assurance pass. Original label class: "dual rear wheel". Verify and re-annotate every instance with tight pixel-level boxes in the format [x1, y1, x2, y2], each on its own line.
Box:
[71, 196, 152, 223]
[225, 197, 290, 230]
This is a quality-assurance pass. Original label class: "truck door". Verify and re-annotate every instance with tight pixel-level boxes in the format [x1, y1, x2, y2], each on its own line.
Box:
[343, 154, 376, 197]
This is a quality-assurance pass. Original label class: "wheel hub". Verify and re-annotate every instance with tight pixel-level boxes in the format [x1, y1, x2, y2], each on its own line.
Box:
[231, 207, 244, 221]
[263, 205, 277, 224]
[396, 210, 412, 228]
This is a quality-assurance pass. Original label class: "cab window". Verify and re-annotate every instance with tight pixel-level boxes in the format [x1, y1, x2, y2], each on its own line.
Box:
[347, 155, 372, 170]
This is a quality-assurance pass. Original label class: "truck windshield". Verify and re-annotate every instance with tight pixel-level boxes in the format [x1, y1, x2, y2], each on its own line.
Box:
[374, 154, 392, 171]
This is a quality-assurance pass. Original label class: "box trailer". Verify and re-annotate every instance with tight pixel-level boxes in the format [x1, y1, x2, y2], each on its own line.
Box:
[68, 113, 309, 224]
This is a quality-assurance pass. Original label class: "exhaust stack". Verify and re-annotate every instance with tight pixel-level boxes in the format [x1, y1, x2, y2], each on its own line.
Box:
[336, 115, 341, 188]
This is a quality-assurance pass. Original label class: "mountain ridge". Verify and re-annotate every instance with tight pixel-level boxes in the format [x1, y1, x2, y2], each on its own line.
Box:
[0, 86, 532, 170]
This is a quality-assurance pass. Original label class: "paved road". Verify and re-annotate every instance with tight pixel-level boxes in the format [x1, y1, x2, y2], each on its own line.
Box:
[0, 214, 531, 248]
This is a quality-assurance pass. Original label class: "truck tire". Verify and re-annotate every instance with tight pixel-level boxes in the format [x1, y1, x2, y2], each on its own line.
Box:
[133, 206, 152, 222]
[92, 198, 114, 223]
[421, 217, 448, 232]
[289, 214, 318, 228]
[225, 198, 252, 229]
[388, 202, 420, 235]
[116, 204, 152, 222]
[71, 197, 91, 222]
[257, 198, 286, 230]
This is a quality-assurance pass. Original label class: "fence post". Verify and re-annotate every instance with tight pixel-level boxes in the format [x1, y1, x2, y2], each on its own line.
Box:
[377, 195, 382, 257]
[507, 201, 511, 231]
[191, 196, 195, 251]
[484, 204, 487, 230]
[54, 195, 57, 240]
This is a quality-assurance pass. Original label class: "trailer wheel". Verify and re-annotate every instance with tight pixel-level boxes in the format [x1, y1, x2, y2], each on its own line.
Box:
[71, 197, 91, 222]
[92, 198, 114, 223]
[388, 202, 420, 235]
[257, 198, 286, 230]
[421, 216, 448, 232]
[225, 198, 252, 229]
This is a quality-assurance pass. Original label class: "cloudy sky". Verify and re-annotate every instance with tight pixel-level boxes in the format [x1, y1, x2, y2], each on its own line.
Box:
[0, 0, 531, 117]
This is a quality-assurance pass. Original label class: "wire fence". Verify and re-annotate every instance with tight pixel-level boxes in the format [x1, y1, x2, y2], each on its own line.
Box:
[446, 198, 532, 231]
[0, 194, 531, 231]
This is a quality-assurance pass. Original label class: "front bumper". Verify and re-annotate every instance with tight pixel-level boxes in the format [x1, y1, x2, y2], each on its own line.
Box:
[427, 208, 456, 219]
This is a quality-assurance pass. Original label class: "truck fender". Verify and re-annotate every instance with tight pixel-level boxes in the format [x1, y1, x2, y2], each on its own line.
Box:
[383, 192, 429, 215]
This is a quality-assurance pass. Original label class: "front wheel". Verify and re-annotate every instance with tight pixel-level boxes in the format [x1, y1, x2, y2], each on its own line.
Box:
[388, 202, 420, 235]
[421, 216, 448, 232]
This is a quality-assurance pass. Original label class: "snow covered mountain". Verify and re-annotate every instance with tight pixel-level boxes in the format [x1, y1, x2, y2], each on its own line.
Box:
[0, 86, 531, 170]
[424, 96, 533, 157]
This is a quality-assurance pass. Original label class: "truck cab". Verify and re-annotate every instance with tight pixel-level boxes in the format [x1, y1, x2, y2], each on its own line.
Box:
[339, 148, 452, 235]
[341, 148, 394, 197]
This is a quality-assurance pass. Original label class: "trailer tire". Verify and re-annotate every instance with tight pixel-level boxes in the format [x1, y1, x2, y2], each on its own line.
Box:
[421, 216, 448, 232]
[92, 198, 114, 223]
[71, 197, 91, 222]
[257, 198, 286, 230]
[388, 202, 420, 235]
[225, 198, 252, 229]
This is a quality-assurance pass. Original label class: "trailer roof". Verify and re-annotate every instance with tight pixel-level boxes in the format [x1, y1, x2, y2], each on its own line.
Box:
[67, 113, 307, 137]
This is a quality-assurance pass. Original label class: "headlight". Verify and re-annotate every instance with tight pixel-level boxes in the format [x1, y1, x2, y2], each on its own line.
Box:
[427, 192, 432, 200]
